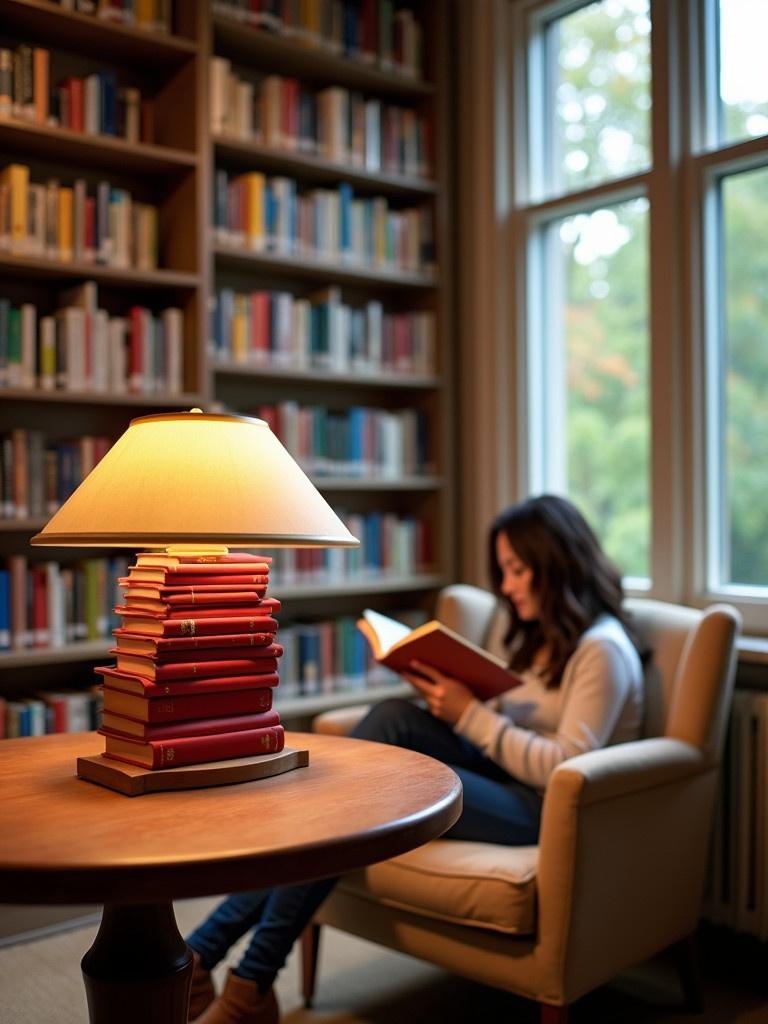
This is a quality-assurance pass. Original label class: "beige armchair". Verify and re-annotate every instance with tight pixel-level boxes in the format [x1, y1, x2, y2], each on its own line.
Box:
[303, 586, 741, 1023]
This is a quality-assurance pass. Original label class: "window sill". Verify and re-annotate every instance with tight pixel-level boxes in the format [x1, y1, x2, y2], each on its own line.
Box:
[737, 636, 768, 666]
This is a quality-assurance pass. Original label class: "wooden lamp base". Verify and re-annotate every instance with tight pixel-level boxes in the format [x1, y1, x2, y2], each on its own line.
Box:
[77, 747, 310, 796]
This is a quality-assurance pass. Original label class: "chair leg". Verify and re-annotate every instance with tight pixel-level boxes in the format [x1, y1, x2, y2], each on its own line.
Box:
[540, 1004, 570, 1024]
[670, 933, 704, 1013]
[301, 921, 322, 1008]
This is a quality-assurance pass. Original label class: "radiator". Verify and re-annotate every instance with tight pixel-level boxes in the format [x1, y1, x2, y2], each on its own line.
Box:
[704, 690, 768, 939]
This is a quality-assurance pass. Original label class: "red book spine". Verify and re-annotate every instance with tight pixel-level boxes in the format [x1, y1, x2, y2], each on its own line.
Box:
[100, 708, 281, 741]
[113, 656, 280, 682]
[102, 685, 275, 722]
[135, 552, 273, 566]
[65, 77, 84, 132]
[116, 610, 280, 633]
[97, 666, 280, 698]
[164, 590, 267, 606]
[122, 579, 270, 593]
[103, 724, 286, 769]
[113, 629, 277, 652]
[164, 605, 271, 619]
[130, 574, 271, 588]
[112, 642, 282, 664]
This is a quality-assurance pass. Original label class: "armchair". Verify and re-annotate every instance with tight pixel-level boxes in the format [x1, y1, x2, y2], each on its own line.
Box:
[303, 586, 741, 1023]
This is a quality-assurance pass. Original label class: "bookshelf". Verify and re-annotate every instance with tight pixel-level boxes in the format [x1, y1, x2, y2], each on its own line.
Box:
[0, 0, 455, 737]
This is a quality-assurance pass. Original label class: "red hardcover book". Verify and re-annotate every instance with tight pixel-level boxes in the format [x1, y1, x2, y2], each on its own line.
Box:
[101, 683, 275, 723]
[111, 640, 281, 664]
[96, 665, 280, 698]
[112, 629, 277, 655]
[122, 591, 268, 614]
[62, 76, 84, 131]
[134, 552, 272, 568]
[101, 724, 286, 769]
[358, 609, 522, 702]
[100, 707, 281, 741]
[111, 647, 282, 680]
[123, 573, 270, 588]
[116, 609, 280, 636]
[121, 580, 269, 595]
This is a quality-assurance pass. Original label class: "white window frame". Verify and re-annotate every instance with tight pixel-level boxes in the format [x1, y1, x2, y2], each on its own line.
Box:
[503, 0, 768, 632]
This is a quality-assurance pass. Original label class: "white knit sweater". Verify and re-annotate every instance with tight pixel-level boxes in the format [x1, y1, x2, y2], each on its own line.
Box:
[455, 615, 643, 790]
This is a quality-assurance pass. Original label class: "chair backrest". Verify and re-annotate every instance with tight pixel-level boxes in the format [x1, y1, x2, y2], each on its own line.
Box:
[437, 586, 741, 764]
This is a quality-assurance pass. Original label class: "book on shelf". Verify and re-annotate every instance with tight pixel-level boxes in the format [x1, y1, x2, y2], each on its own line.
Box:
[112, 629, 278, 655]
[111, 649, 282, 681]
[97, 664, 279, 698]
[100, 707, 281, 741]
[100, 723, 286, 769]
[116, 608, 280, 635]
[100, 680, 276, 722]
[357, 609, 522, 702]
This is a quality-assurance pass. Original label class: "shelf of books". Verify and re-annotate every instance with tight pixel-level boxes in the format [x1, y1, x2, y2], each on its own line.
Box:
[0, 0, 207, 744]
[0, 0, 455, 743]
[207, 0, 454, 732]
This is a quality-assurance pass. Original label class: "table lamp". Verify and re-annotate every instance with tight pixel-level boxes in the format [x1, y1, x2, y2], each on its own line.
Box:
[31, 409, 359, 794]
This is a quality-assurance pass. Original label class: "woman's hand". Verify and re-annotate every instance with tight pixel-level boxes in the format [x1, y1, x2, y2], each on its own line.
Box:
[402, 660, 475, 725]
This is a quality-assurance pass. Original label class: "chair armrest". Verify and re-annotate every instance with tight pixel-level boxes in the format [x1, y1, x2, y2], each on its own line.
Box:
[550, 736, 705, 805]
[535, 738, 717, 998]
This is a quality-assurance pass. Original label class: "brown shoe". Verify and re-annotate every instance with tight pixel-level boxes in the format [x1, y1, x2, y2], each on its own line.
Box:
[192, 970, 279, 1024]
[188, 950, 216, 1021]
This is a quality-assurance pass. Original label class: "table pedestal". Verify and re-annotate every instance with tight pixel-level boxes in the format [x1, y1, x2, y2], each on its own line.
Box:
[81, 902, 192, 1024]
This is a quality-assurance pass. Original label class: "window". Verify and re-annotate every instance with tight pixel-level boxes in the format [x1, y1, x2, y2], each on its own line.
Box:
[709, 165, 768, 591]
[508, 0, 768, 627]
[718, 0, 768, 145]
[546, 0, 652, 196]
[524, 0, 652, 582]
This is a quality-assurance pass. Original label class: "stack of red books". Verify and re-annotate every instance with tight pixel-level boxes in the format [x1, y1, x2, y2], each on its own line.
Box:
[95, 552, 286, 770]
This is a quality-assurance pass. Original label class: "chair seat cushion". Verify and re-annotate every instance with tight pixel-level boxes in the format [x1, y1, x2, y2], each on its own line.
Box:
[338, 838, 538, 935]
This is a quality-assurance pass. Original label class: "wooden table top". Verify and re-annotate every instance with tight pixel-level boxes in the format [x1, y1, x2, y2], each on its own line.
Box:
[0, 731, 462, 905]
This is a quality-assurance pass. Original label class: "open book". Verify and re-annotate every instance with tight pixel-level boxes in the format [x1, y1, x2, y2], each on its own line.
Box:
[357, 609, 522, 701]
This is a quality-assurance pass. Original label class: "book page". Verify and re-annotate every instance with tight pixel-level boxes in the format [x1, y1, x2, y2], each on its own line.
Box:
[361, 608, 412, 656]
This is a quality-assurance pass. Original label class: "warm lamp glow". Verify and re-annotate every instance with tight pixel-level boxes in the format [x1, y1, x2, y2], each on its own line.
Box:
[31, 411, 359, 550]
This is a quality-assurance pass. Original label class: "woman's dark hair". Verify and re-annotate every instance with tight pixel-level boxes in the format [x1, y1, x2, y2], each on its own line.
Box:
[488, 494, 633, 688]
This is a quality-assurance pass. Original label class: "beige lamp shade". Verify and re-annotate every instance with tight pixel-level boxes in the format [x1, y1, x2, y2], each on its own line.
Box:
[31, 411, 359, 549]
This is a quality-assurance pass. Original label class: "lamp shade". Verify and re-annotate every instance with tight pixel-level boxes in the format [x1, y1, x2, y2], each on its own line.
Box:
[31, 411, 359, 549]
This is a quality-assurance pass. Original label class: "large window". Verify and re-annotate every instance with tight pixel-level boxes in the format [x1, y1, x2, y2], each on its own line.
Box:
[509, 0, 768, 627]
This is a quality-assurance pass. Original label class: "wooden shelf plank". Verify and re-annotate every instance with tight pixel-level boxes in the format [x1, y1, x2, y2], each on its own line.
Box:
[213, 14, 433, 99]
[276, 681, 412, 719]
[0, 388, 203, 408]
[0, 119, 197, 176]
[0, 641, 110, 670]
[0, 518, 47, 532]
[214, 244, 437, 289]
[311, 477, 443, 492]
[212, 360, 439, 390]
[272, 573, 446, 600]
[0, 254, 199, 289]
[214, 137, 436, 196]
[0, 0, 196, 64]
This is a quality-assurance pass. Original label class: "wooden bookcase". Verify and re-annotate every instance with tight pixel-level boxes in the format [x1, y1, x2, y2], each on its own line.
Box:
[0, 0, 455, 731]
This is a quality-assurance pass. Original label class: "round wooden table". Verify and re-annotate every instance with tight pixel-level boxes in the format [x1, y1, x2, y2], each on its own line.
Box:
[0, 730, 462, 1024]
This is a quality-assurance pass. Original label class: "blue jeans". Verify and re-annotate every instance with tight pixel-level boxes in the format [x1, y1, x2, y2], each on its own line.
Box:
[186, 699, 542, 989]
